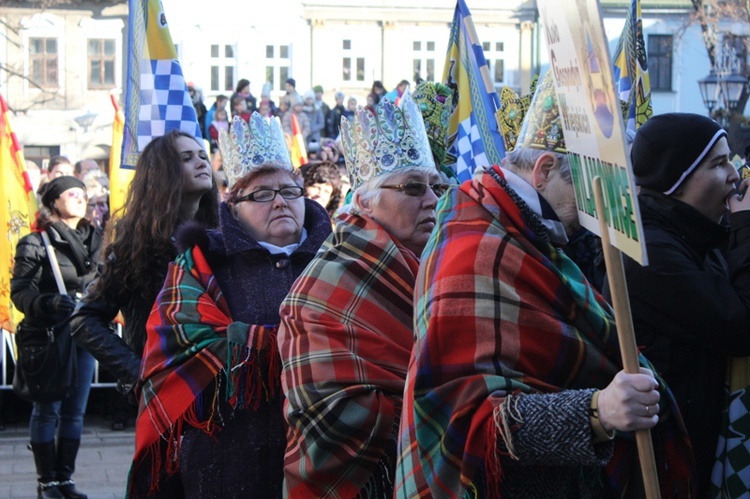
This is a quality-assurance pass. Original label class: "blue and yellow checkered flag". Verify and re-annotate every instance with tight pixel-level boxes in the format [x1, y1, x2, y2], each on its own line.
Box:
[442, 0, 506, 182]
[121, 0, 202, 169]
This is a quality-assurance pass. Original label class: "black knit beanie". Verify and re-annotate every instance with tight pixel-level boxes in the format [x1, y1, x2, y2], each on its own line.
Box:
[41, 176, 86, 209]
[631, 113, 727, 194]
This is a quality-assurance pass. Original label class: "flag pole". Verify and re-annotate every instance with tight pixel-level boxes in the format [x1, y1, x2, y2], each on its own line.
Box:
[593, 176, 660, 499]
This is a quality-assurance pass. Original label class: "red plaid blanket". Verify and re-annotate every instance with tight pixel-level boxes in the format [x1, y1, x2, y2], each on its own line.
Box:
[395, 166, 695, 498]
[279, 212, 419, 498]
[130, 245, 278, 494]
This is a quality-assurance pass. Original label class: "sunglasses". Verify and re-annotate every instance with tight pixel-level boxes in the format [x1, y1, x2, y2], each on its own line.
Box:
[61, 190, 87, 201]
[235, 186, 304, 203]
[380, 182, 449, 197]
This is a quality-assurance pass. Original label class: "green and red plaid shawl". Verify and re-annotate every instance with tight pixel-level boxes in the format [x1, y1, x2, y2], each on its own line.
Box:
[279, 212, 419, 498]
[130, 245, 279, 495]
[395, 165, 695, 498]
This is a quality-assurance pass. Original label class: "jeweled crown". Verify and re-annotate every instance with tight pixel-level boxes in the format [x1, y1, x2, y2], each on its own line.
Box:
[340, 94, 434, 190]
[412, 82, 453, 166]
[218, 113, 293, 189]
[497, 75, 538, 152]
[515, 71, 566, 153]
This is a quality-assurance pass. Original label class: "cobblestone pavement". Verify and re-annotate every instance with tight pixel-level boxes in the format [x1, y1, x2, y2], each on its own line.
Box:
[0, 414, 134, 499]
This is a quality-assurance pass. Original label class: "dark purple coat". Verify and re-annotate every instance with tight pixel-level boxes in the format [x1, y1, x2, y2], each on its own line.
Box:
[163, 197, 332, 498]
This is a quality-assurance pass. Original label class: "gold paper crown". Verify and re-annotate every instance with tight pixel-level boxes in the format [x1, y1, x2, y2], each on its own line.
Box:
[496, 75, 538, 152]
[411, 82, 453, 166]
[218, 113, 293, 189]
[515, 72, 566, 153]
[340, 93, 434, 190]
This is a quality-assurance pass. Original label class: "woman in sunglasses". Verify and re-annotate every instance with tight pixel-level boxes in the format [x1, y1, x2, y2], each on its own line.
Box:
[279, 94, 447, 498]
[128, 113, 331, 497]
[11, 176, 102, 499]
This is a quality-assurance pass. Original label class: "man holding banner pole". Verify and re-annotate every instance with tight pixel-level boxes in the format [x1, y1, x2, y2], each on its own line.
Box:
[394, 72, 695, 498]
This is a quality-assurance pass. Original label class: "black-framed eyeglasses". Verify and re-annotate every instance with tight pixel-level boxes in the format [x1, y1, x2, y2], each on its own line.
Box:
[380, 182, 449, 197]
[235, 186, 304, 203]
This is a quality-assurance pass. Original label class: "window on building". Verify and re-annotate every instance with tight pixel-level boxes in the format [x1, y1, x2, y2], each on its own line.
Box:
[87, 39, 116, 88]
[480, 40, 504, 85]
[356, 57, 365, 81]
[413, 40, 436, 82]
[342, 39, 366, 83]
[648, 35, 673, 91]
[494, 59, 504, 84]
[265, 44, 291, 92]
[29, 37, 58, 88]
[210, 43, 237, 92]
[24, 145, 61, 170]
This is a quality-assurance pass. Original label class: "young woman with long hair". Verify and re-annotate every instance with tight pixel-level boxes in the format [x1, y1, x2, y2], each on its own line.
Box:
[70, 130, 218, 412]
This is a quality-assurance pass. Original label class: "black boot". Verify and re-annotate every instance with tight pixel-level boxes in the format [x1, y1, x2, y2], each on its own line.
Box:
[55, 438, 87, 499]
[30, 441, 64, 499]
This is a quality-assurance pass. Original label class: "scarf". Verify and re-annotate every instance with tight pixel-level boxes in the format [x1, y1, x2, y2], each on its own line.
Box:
[129, 245, 279, 495]
[279, 212, 419, 498]
[49, 221, 93, 276]
[395, 165, 695, 498]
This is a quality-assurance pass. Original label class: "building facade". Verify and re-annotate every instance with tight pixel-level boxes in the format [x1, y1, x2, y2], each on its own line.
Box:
[0, 0, 748, 172]
[0, 1, 127, 168]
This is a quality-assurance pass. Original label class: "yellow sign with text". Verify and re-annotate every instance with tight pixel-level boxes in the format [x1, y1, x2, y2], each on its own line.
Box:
[537, 0, 647, 265]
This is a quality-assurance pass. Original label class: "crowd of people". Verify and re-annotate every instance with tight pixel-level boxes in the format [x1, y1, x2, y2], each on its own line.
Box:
[194, 77, 411, 167]
[7, 73, 750, 499]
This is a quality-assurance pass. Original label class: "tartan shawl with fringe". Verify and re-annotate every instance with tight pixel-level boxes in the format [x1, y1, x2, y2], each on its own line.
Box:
[130, 244, 278, 495]
[279, 212, 419, 498]
[394, 165, 695, 498]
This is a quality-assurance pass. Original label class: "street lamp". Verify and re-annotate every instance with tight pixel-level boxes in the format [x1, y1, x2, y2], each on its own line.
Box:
[719, 73, 749, 112]
[74, 112, 98, 133]
[698, 71, 721, 116]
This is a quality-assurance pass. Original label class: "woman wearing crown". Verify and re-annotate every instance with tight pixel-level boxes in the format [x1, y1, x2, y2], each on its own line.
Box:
[278, 91, 449, 498]
[127, 113, 332, 497]
[394, 72, 696, 498]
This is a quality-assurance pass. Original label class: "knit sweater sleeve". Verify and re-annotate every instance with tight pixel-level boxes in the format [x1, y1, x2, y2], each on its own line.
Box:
[497, 389, 613, 467]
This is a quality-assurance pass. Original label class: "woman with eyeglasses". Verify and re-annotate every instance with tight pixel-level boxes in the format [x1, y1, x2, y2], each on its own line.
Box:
[278, 95, 447, 498]
[128, 113, 331, 497]
[11, 176, 102, 499]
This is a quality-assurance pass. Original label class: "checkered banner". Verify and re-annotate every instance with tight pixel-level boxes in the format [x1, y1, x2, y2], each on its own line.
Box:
[122, 0, 201, 168]
[453, 115, 490, 182]
[442, 0, 506, 183]
[709, 362, 750, 498]
[136, 59, 200, 152]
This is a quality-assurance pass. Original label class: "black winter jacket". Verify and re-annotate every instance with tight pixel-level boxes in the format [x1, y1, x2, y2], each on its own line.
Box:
[70, 240, 179, 392]
[607, 190, 750, 495]
[11, 222, 102, 330]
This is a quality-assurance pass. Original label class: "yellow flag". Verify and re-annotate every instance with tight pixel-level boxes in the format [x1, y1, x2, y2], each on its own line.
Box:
[108, 94, 132, 215]
[0, 94, 38, 332]
[289, 114, 308, 168]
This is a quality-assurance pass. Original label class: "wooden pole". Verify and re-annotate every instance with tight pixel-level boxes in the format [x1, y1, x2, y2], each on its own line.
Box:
[593, 176, 661, 499]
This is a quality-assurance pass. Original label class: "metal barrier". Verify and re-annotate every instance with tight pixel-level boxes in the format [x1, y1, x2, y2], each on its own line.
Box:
[1, 327, 119, 389]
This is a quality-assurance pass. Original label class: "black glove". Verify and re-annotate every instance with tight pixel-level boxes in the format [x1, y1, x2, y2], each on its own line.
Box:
[40, 293, 76, 317]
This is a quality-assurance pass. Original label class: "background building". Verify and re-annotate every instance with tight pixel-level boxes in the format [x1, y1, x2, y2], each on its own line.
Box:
[0, 1, 127, 168]
[0, 0, 748, 174]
